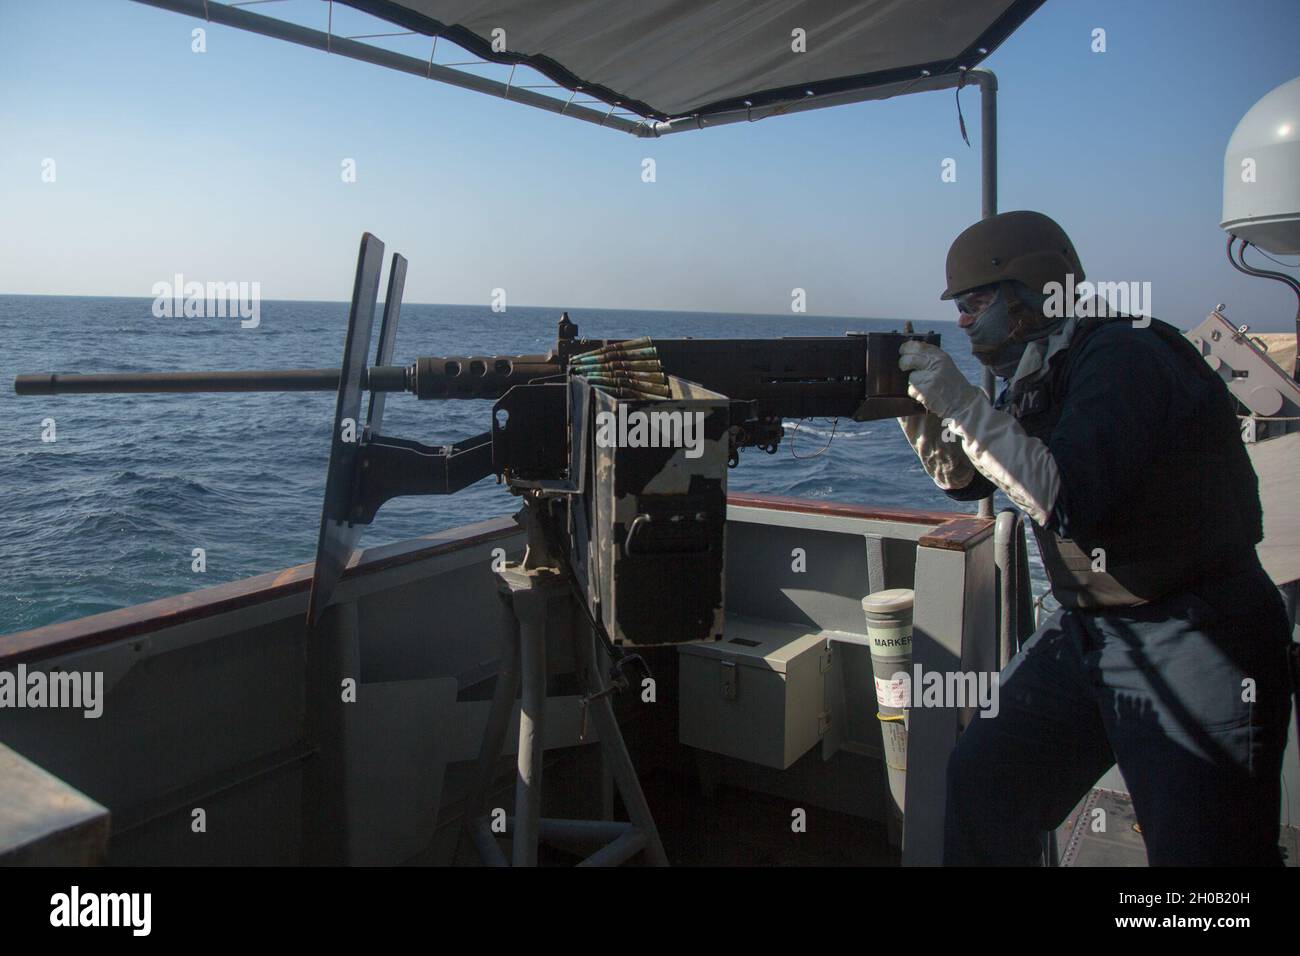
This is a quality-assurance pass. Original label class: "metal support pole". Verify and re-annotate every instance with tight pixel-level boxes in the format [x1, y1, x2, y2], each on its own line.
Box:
[577, 828, 649, 867]
[511, 579, 551, 866]
[973, 69, 998, 519]
[128, 0, 644, 135]
[302, 601, 359, 865]
[458, 501, 666, 867]
[572, 627, 669, 866]
[975, 70, 998, 227]
[994, 509, 1020, 669]
[457, 589, 522, 866]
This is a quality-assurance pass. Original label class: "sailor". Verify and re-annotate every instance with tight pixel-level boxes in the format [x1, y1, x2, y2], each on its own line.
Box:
[898, 210, 1293, 865]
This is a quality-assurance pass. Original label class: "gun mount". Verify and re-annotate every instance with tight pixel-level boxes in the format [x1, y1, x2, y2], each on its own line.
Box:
[13, 233, 938, 644]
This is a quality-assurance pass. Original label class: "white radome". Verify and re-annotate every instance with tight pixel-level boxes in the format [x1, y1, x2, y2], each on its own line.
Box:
[1222, 76, 1300, 255]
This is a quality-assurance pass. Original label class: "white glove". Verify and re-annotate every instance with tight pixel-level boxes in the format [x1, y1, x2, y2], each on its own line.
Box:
[899, 341, 1061, 527]
[899, 341, 980, 420]
[897, 413, 976, 491]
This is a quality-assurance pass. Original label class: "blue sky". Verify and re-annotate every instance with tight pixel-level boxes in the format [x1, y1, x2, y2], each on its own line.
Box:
[1, 0, 1297, 329]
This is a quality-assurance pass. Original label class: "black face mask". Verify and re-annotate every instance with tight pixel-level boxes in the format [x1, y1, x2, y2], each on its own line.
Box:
[967, 285, 1029, 377]
[965, 283, 1067, 378]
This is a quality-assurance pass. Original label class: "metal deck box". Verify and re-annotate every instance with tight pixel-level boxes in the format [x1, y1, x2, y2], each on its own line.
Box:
[678, 615, 834, 769]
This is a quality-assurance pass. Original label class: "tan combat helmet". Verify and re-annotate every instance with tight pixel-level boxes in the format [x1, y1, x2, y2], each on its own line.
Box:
[940, 211, 1084, 300]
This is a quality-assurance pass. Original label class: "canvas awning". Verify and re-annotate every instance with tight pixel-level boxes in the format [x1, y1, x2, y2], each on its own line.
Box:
[133, 0, 1043, 135]
[344, 0, 1044, 121]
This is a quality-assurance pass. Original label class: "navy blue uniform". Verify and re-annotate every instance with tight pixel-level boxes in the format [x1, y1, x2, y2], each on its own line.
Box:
[942, 319, 1293, 865]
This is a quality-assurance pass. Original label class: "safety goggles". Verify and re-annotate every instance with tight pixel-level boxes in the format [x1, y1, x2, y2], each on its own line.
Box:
[955, 286, 999, 316]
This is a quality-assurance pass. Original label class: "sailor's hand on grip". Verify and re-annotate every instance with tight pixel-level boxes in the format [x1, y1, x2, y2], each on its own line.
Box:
[897, 412, 976, 492]
[898, 341, 979, 419]
[898, 341, 1060, 527]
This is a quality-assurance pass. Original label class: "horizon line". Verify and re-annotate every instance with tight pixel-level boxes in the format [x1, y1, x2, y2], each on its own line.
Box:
[0, 292, 960, 325]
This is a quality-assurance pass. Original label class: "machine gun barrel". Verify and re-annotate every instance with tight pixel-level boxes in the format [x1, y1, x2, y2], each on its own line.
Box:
[408, 354, 562, 399]
[14, 366, 411, 396]
[12, 352, 567, 401]
[13, 330, 937, 420]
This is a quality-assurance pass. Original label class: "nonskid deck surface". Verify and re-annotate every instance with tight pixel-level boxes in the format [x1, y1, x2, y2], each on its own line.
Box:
[520, 767, 896, 866]
[640, 768, 896, 867]
[1057, 787, 1300, 867]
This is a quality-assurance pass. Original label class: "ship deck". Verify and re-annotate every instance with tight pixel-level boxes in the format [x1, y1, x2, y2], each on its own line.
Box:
[2, 492, 1296, 866]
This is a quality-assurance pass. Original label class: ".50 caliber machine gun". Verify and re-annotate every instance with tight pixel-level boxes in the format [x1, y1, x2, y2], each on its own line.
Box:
[14, 233, 936, 645]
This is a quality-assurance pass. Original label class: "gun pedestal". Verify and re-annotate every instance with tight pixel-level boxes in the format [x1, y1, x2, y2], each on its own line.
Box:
[459, 501, 668, 867]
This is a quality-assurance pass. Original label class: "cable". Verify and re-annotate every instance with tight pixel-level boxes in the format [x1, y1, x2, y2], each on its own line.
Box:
[788, 418, 838, 459]
[1249, 246, 1300, 269]
[1232, 237, 1300, 296]
[1226, 236, 1300, 381]
[954, 72, 971, 147]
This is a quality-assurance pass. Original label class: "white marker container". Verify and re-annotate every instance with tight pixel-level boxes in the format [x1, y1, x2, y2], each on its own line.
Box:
[862, 588, 914, 838]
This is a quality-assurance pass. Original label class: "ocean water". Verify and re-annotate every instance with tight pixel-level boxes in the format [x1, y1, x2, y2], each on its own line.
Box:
[0, 295, 1032, 635]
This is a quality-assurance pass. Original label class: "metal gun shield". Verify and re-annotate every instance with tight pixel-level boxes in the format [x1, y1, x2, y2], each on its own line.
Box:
[308, 232, 386, 626]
